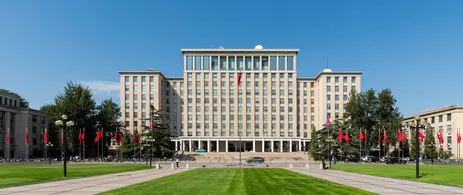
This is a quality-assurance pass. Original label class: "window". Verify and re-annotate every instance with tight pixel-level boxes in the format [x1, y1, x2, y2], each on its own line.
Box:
[186, 56, 193, 70]
[327, 95, 331, 101]
[212, 56, 218, 70]
[439, 115, 443, 123]
[195, 56, 201, 70]
[327, 86, 331, 92]
[335, 77, 339, 83]
[270, 56, 277, 70]
[278, 56, 285, 70]
[245, 56, 252, 70]
[352, 77, 356, 83]
[228, 56, 236, 70]
[327, 77, 331, 83]
[447, 114, 452, 121]
[203, 56, 210, 70]
[287, 56, 294, 70]
[133, 76, 138, 82]
[220, 56, 227, 70]
[253, 56, 260, 70]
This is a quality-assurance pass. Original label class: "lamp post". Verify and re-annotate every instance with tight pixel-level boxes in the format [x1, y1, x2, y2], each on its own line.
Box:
[55, 115, 74, 177]
[145, 138, 155, 167]
[409, 115, 425, 178]
[46, 142, 54, 164]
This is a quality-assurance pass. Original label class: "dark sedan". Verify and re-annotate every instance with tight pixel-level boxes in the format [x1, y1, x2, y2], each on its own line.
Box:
[247, 157, 265, 163]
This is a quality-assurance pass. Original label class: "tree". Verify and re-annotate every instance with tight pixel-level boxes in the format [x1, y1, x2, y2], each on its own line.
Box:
[344, 88, 402, 157]
[141, 106, 174, 158]
[96, 99, 123, 156]
[309, 125, 321, 160]
[423, 124, 438, 160]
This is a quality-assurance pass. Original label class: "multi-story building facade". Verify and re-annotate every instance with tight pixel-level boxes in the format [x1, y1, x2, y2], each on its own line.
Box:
[119, 45, 362, 153]
[0, 90, 48, 159]
[403, 105, 463, 158]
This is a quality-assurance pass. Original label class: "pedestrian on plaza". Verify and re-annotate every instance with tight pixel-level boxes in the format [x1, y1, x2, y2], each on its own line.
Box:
[322, 158, 326, 170]
[176, 159, 179, 169]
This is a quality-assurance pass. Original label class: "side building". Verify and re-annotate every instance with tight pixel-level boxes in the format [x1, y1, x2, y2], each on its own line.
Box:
[0, 90, 48, 159]
[402, 105, 463, 158]
[119, 45, 362, 153]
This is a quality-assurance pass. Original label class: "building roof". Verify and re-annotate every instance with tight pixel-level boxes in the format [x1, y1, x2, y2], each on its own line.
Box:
[298, 71, 363, 80]
[403, 104, 463, 120]
[118, 69, 168, 79]
[181, 48, 299, 55]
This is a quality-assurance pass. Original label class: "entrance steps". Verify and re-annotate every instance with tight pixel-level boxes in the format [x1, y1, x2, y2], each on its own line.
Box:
[180, 152, 313, 163]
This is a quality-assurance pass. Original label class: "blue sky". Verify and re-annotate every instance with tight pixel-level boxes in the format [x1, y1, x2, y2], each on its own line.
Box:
[0, 0, 462, 117]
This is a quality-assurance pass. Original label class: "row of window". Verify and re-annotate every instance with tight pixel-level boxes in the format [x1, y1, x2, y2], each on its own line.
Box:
[184, 123, 297, 130]
[187, 81, 296, 88]
[186, 56, 295, 71]
[326, 76, 356, 83]
[426, 114, 452, 124]
[187, 114, 302, 121]
[186, 89, 294, 96]
[185, 131, 298, 137]
[0, 96, 18, 107]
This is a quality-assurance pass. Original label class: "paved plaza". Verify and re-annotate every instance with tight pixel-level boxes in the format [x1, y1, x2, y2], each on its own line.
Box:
[0, 162, 462, 195]
[292, 167, 463, 195]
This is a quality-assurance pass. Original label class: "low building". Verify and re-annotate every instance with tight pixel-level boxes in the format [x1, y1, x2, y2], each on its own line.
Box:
[402, 105, 463, 158]
[0, 90, 48, 159]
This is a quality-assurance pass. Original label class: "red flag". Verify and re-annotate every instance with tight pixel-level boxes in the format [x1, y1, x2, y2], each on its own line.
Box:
[418, 131, 425, 143]
[5, 128, 10, 144]
[398, 129, 402, 142]
[237, 70, 242, 88]
[94, 129, 102, 142]
[119, 132, 123, 144]
[25, 128, 29, 144]
[378, 131, 381, 144]
[439, 132, 444, 143]
[403, 131, 407, 141]
[344, 131, 349, 142]
[359, 129, 364, 140]
[337, 129, 343, 141]
[457, 132, 461, 144]
[81, 128, 85, 144]
[78, 129, 82, 143]
[43, 128, 48, 144]
[326, 115, 331, 127]
[133, 131, 137, 143]
[138, 133, 141, 143]
[383, 130, 389, 143]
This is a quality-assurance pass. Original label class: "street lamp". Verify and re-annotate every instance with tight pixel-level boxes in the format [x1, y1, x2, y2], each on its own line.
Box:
[46, 142, 54, 164]
[145, 138, 155, 167]
[409, 115, 425, 178]
[55, 114, 74, 177]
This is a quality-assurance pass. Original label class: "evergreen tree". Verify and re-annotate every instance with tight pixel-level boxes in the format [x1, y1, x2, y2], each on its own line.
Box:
[142, 106, 175, 158]
[423, 124, 438, 160]
[309, 125, 321, 160]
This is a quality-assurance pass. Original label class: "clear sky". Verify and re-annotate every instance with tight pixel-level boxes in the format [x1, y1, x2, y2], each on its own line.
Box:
[1, 0, 462, 117]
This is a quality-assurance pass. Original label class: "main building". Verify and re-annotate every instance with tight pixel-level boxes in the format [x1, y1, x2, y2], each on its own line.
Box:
[119, 45, 362, 153]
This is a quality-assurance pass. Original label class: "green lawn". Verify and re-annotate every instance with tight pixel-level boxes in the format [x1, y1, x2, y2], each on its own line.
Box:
[332, 164, 463, 187]
[101, 168, 375, 195]
[0, 163, 151, 187]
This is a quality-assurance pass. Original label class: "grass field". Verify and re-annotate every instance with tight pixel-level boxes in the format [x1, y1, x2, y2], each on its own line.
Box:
[101, 168, 375, 195]
[0, 164, 151, 187]
[332, 164, 463, 187]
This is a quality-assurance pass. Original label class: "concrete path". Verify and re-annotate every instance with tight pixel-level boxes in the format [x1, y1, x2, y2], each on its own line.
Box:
[291, 167, 463, 195]
[0, 167, 187, 195]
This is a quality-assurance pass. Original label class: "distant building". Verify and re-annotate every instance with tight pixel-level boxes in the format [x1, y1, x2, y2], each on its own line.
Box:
[119, 45, 362, 153]
[0, 90, 48, 159]
[402, 105, 463, 158]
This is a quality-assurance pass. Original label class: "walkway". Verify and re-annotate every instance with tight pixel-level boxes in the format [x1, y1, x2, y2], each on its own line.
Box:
[0, 167, 186, 195]
[291, 167, 463, 195]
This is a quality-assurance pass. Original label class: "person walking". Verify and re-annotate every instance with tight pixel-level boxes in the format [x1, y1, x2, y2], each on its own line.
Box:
[176, 159, 180, 169]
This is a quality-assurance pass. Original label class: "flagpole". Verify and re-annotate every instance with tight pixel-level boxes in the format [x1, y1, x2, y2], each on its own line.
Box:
[83, 128, 85, 162]
[25, 127, 29, 162]
[102, 128, 104, 162]
[79, 129, 82, 162]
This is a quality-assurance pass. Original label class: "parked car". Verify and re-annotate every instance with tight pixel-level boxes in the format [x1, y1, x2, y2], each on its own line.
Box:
[195, 149, 206, 152]
[247, 157, 265, 163]
[385, 157, 407, 164]
[362, 156, 379, 163]
[345, 156, 360, 163]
